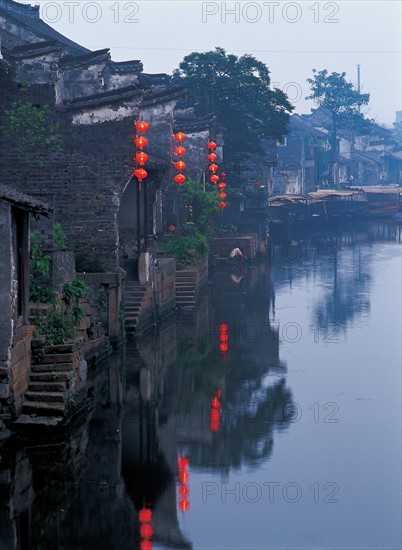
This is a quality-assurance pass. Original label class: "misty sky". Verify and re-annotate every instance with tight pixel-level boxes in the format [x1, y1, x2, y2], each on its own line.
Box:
[22, 0, 401, 126]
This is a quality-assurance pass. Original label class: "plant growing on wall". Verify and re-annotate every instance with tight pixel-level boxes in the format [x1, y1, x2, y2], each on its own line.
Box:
[1, 82, 62, 167]
[35, 279, 88, 345]
[164, 232, 208, 269]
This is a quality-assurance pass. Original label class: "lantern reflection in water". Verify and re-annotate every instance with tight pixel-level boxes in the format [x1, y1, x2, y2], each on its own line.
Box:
[177, 455, 190, 512]
[138, 507, 153, 549]
[210, 389, 222, 432]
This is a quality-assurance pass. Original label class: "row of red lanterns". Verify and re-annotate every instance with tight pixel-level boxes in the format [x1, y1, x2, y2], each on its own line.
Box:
[207, 141, 227, 210]
[173, 132, 187, 186]
[133, 120, 150, 189]
[138, 507, 153, 550]
[177, 455, 190, 512]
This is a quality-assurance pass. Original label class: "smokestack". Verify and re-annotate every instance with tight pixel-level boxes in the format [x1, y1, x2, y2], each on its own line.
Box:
[357, 64, 361, 114]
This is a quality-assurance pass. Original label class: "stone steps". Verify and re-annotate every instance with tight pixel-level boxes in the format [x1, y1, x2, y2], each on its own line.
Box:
[30, 371, 71, 382]
[28, 381, 66, 392]
[25, 391, 65, 403]
[31, 363, 74, 373]
[21, 401, 65, 417]
[124, 279, 148, 333]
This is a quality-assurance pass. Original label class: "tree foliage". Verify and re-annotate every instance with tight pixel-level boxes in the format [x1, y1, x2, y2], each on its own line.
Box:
[179, 178, 220, 232]
[306, 69, 371, 134]
[171, 48, 293, 165]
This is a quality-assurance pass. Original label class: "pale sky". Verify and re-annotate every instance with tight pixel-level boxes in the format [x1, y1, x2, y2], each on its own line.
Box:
[22, 0, 402, 125]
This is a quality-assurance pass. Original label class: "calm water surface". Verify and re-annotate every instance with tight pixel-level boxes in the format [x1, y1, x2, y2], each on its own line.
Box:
[0, 223, 401, 550]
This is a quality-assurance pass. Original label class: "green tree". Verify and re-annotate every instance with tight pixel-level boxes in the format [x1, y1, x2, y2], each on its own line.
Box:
[306, 69, 371, 168]
[179, 178, 220, 233]
[171, 48, 293, 185]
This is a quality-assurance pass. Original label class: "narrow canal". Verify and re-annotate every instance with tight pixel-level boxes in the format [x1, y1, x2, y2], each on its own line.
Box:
[1, 222, 401, 550]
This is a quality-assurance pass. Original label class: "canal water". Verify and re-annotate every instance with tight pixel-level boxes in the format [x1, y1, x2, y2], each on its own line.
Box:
[0, 222, 401, 550]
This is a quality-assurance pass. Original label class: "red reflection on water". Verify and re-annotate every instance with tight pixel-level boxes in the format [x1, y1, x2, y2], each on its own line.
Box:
[219, 323, 229, 354]
[177, 454, 190, 513]
[210, 389, 222, 432]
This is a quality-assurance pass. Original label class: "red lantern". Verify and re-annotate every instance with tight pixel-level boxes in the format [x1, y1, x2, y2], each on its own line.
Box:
[138, 508, 152, 523]
[140, 542, 152, 550]
[136, 152, 149, 166]
[178, 456, 189, 469]
[174, 146, 186, 156]
[135, 136, 148, 150]
[174, 174, 186, 186]
[220, 172, 226, 179]
[174, 160, 186, 171]
[207, 152, 217, 162]
[217, 182, 227, 190]
[134, 168, 148, 182]
[219, 342, 228, 351]
[207, 141, 217, 150]
[140, 524, 153, 540]
[208, 163, 219, 173]
[210, 175, 219, 184]
[179, 485, 189, 497]
[219, 192, 227, 199]
[179, 499, 190, 512]
[218, 202, 227, 210]
[174, 132, 186, 142]
[136, 121, 150, 133]
[179, 469, 188, 484]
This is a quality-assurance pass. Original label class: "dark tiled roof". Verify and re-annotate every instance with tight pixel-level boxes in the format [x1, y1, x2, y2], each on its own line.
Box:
[110, 60, 144, 74]
[0, 184, 52, 216]
[10, 40, 63, 59]
[59, 49, 110, 68]
[142, 86, 186, 107]
[1, 0, 89, 56]
[62, 84, 143, 110]
[173, 114, 216, 133]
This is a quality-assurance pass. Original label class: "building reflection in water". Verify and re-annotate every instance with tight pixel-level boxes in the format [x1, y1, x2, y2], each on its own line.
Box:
[3, 223, 395, 549]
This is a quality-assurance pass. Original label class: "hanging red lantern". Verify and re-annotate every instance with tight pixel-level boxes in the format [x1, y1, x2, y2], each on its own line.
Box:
[174, 132, 187, 142]
[178, 456, 189, 469]
[179, 469, 188, 484]
[135, 136, 148, 150]
[179, 499, 190, 512]
[179, 485, 189, 497]
[218, 202, 227, 210]
[207, 141, 217, 150]
[138, 509, 152, 523]
[220, 172, 226, 179]
[207, 152, 217, 162]
[140, 542, 152, 550]
[136, 121, 150, 134]
[210, 175, 219, 184]
[174, 146, 186, 157]
[174, 160, 186, 171]
[136, 152, 149, 166]
[140, 524, 153, 540]
[219, 192, 227, 199]
[217, 182, 227, 190]
[208, 163, 219, 173]
[174, 174, 186, 186]
[134, 168, 148, 182]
